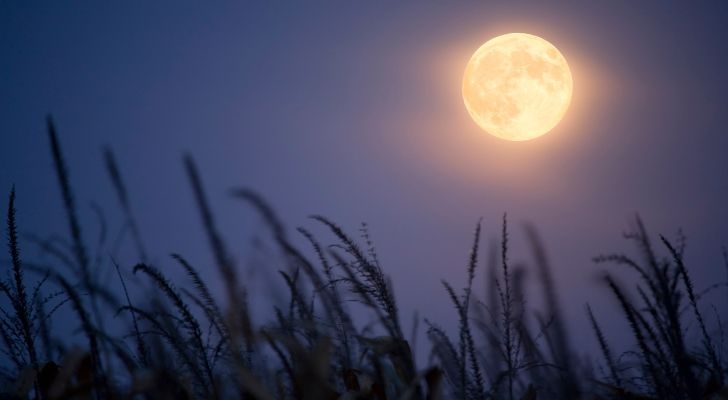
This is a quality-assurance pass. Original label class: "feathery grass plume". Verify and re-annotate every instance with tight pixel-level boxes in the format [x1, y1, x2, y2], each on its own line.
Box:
[312, 215, 402, 339]
[297, 226, 356, 369]
[185, 156, 254, 363]
[586, 303, 621, 387]
[324, 246, 422, 397]
[231, 190, 363, 372]
[604, 274, 666, 399]
[287, 268, 316, 344]
[440, 219, 485, 399]
[595, 218, 714, 399]
[278, 268, 317, 343]
[232, 192, 348, 314]
[661, 235, 722, 383]
[0, 282, 24, 370]
[5, 188, 40, 374]
[359, 223, 420, 395]
[633, 285, 671, 360]
[104, 147, 147, 262]
[173, 254, 228, 342]
[632, 286, 674, 383]
[132, 262, 217, 397]
[231, 189, 336, 334]
[472, 223, 541, 399]
[116, 304, 200, 374]
[496, 214, 518, 400]
[121, 287, 219, 397]
[633, 219, 698, 397]
[327, 246, 391, 333]
[464, 221, 485, 400]
[426, 319, 462, 397]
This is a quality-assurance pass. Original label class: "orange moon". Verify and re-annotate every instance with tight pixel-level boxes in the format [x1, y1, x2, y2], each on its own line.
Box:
[462, 33, 573, 141]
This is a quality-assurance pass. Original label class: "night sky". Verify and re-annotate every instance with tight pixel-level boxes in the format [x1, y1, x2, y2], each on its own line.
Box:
[2, 2, 728, 359]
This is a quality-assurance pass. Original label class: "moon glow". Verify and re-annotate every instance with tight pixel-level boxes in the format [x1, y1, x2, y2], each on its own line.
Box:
[462, 33, 573, 141]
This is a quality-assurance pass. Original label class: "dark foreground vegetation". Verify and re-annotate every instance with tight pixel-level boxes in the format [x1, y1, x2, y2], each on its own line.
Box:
[1, 117, 727, 399]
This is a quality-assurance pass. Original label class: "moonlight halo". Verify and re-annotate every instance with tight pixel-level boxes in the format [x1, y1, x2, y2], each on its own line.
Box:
[462, 33, 573, 141]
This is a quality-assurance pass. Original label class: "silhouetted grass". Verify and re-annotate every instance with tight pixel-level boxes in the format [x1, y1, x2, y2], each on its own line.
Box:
[586, 303, 621, 388]
[1, 118, 727, 399]
[593, 218, 727, 399]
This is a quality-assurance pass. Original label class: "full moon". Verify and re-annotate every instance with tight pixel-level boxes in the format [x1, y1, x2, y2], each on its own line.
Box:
[462, 33, 573, 141]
